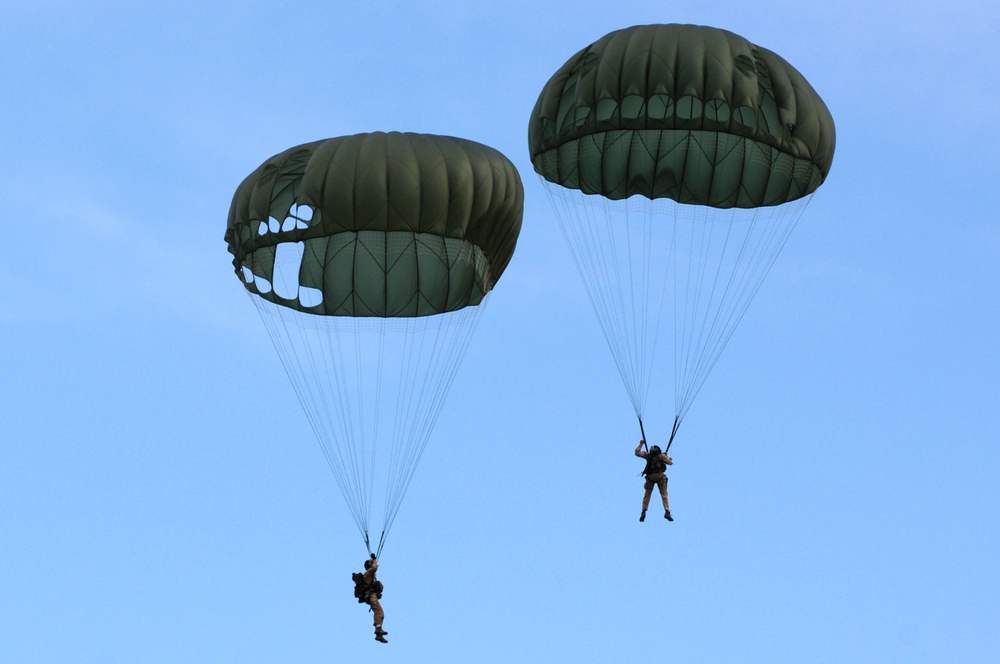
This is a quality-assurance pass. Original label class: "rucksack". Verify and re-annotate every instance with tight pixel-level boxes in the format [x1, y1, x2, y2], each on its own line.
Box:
[352, 572, 366, 602]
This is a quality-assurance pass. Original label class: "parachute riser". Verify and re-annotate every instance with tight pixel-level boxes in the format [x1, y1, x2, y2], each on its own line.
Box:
[665, 416, 681, 455]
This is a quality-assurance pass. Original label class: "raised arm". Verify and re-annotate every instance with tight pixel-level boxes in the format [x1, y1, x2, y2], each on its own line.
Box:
[363, 556, 378, 583]
[635, 441, 646, 458]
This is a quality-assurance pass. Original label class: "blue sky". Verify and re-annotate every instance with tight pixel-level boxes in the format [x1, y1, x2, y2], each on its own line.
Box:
[2, 1, 999, 661]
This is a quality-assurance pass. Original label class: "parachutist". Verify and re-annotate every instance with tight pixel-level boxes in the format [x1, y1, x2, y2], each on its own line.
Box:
[635, 440, 672, 522]
[352, 555, 387, 643]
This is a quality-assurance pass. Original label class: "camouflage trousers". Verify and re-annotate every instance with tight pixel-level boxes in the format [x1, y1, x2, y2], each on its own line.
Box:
[366, 594, 384, 631]
[642, 474, 669, 512]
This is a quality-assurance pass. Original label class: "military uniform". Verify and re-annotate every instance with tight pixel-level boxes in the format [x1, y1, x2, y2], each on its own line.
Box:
[635, 442, 672, 520]
[361, 559, 387, 642]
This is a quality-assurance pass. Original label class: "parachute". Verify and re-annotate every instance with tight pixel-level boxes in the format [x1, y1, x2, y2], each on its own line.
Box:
[226, 132, 523, 555]
[528, 24, 835, 449]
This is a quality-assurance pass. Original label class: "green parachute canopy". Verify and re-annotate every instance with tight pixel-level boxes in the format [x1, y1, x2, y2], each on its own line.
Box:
[227, 131, 523, 317]
[226, 132, 522, 555]
[528, 23, 835, 207]
[528, 24, 835, 450]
